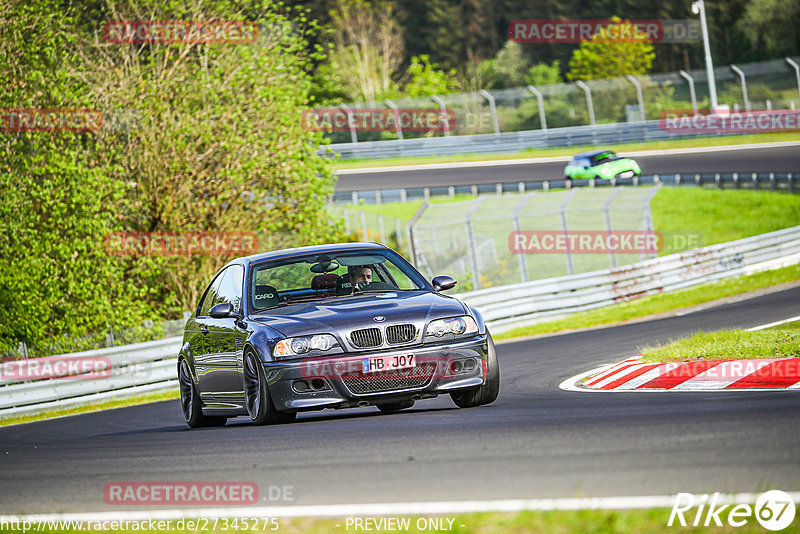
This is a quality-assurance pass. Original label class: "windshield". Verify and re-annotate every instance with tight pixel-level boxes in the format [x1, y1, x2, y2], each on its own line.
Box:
[249, 250, 428, 311]
[591, 152, 619, 165]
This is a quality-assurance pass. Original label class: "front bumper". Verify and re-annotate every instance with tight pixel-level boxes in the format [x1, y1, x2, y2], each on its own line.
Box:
[264, 335, 488, 412]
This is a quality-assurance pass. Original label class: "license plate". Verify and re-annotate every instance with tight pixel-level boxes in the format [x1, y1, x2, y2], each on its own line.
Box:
[619, 170, 634, 178]
[362, 355, 415, 373]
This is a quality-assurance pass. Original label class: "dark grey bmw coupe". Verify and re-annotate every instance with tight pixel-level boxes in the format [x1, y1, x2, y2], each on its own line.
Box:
[177, 242, 499, 427]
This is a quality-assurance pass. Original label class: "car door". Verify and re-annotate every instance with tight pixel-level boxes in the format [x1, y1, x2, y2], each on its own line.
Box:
[203, 264, 246, 404]
[193, 272, 224, 396]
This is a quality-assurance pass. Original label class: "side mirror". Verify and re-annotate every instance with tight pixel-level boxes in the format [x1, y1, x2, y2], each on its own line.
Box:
[209, 302, 236, 318]
[432, 275, 457, 292]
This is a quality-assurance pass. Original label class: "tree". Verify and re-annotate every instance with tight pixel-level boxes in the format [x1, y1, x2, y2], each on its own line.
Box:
[738, 0, 800, 57]
[404, 55, 458, 97]
[525, 60, 561, 86]
[567, 17, 656, 81]
[325, 0, 404, 104]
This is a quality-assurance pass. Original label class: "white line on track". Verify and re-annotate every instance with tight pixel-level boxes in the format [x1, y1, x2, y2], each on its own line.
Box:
[746, 314, 800, 331]
[5, 493, 800, 523]
[335, 140, 800, 175]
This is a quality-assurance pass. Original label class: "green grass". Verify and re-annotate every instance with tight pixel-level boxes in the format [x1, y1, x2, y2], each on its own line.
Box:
[0, 389, 179, 427]
[337, 187, 800, 258]
[495, 263, 800, 341]
[7, 508, 799, 533]
[329, 132, 800, 169]
[640, 321, 800, 363]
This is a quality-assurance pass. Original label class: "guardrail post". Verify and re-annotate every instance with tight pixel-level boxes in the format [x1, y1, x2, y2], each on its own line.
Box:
[351, 191, 359, 204]
[424, 188, 430, 200]
[626, 75, 645, 121]
[384, 98, 403, 140]
[789, 172, 795, 194]
[105, 326, 115, 348]
[375, 190, 382, 204]
[339, 103, 358, 143]
[431, 95, 451, 136]
[730, 65, 750, 111]
[752, 172, 758, 191]
[400, 189, 407, 203]
[678, 70, 698, 113]
[479, 90, 500, 134]
[575, 81, 596, 126]
[715, 173, 721, 189]
[527, 85, 547, 130]
[448, 186, 455, 198]
[770, 172, 776, 191]
[787, 58, 800, 101]
[733, 172, 739, 189]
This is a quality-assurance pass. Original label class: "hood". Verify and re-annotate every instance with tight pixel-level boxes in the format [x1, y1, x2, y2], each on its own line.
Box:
[249, 290, 466, 338]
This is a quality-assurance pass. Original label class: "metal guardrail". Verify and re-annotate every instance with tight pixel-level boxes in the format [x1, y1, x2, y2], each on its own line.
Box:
[326, 119, 744, 160]
[0, 337, 182, 418]
[2, 225, 798, 418]
[458, 225, 800, 333]
[332, 172, 798, 205]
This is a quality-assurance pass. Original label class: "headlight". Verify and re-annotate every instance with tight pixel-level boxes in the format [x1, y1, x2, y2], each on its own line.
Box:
[425, 316, 478, 338]
[273, 334, 339, 359]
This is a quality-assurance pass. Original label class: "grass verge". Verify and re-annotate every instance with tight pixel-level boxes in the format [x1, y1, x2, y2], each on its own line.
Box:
[339, 187, 800, 257]
[495, 263, 800, 341]
[0, 389, 179, 427]
[329, 132, 800, 169]
[10, 508, 798, 533]
[640, 321, 800, 363]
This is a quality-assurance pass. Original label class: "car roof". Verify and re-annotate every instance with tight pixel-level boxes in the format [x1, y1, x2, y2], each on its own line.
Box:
[573, 149, 617, 158]
[225, 242, 391, 269]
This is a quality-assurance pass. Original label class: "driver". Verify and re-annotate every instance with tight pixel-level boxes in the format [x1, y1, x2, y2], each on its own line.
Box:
[351, 265, 372, 289]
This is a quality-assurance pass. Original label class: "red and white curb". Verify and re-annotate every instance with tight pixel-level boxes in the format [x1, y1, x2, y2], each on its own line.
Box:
[561, 357, 800, 392]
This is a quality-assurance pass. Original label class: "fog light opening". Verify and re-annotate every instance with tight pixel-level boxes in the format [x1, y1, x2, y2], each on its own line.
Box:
[310, 378, 326, 390]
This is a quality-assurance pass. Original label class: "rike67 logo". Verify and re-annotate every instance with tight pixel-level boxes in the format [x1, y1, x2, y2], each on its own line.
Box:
[669, 491, 796, 530]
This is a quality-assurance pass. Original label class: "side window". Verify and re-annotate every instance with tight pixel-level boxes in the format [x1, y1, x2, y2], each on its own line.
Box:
[198, 272, 224, 317]
[213, 264, 244, 311]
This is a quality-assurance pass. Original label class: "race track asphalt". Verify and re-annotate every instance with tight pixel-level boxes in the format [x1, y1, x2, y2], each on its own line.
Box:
[334, 143, 800, 191]
[2, 285, 798, 514]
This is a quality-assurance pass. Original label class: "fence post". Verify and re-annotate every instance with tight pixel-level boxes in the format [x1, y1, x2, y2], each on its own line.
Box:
[395, 218, 404, 247]
[479, 90, 500, 134]
[407, 202, 430, 267]
[465, 197, 487, 289]
[384, 98, 403, 140]
[560, 189, 577, 275]
[603, 189, 622, 268]
[431, 95, 451, 136]
[105, 326, 115, 348]
[575, 81, 596, 126]
[730, 65, 750, 111]
[339, 103, 358, 143]
[359, 212, 369, 241]
[786, 58, 800, 102]
[513, 193, 533, 282]
[527, 85, 547, 130]
[678, 70, 698, 114]
[626, 75, 645, 121]
[378, 214, 386, 243]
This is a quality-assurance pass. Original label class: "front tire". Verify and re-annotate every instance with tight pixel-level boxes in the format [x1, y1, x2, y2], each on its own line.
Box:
[179, 359, 227, 428]
[450, 333, 500, 408]
[243, 351, 296, 425]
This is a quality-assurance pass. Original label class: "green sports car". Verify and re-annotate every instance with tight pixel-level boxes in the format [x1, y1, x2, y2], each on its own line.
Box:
[564, 150, 641, 182]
